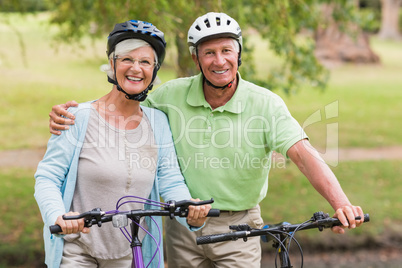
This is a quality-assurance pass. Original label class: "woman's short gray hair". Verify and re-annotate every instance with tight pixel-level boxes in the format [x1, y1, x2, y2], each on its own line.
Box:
[101, 39, 159, 80]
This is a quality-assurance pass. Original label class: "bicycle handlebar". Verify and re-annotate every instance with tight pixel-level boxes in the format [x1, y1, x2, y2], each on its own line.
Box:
[196, 212, 369, 245]
[50, 198, 219, 234]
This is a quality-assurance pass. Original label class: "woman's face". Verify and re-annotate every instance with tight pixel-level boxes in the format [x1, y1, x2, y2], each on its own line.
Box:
[113, 46, 155, 95]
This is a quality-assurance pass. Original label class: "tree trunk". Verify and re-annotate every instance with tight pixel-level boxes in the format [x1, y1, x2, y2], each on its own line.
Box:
[378, 0, 402, 40]
[314, 4, 380, 67]
[175, 34, 198, 77]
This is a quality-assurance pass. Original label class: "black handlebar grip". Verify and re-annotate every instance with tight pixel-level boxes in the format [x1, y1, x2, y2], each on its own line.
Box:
[196, 231, 249, 245]
[355, 214, 370, 223]
[49, 224, 62, 234]
[364, 214, 370, 222]
[207, 209, 220, 217]
[197, 233, 233, 245]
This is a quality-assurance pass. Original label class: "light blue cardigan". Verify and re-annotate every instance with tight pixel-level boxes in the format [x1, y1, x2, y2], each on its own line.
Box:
[34, 102, 194, 268]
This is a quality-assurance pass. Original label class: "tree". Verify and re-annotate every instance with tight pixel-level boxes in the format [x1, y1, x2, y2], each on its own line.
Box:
[46, 0, 224, 77]
[378, 0, 402, 40]
[314, 3, 380, 66]
[1, 0, 378, 93]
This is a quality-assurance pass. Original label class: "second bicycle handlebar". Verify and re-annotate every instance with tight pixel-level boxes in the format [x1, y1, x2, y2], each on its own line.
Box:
[196, 212, 369, 245]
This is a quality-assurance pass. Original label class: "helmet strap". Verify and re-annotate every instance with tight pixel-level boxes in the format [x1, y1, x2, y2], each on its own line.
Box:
[196, 47, 236, 90]
[204, 75, 235, 90]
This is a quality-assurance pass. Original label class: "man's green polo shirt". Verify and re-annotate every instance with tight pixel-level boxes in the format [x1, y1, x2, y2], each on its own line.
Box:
[144, 73, 307, 210]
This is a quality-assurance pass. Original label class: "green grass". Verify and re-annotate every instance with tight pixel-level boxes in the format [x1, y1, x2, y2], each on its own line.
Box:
[0, 168, 45, 267]
[278, 51, 402, 148]
[0, 13, 107, 149]
[1, 161, 400, 266]
[265, 160, 402, 232]
[248, 34, 402, 149]
[259, 159, 402, 249]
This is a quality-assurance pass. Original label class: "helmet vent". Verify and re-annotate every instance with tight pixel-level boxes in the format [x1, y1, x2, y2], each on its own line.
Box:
[187, 12, 242, 54]
[107, 20, 166, 63]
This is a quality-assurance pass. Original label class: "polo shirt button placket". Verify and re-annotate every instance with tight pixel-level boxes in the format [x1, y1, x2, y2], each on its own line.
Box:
[205, 122, 212, 141]
[204, 112, 213, 141]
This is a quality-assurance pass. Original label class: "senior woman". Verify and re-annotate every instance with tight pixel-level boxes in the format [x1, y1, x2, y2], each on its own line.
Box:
[34, 20, 210, 268]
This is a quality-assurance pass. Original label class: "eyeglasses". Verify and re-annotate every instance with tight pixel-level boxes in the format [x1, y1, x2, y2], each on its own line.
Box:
[114, 56, 156, 69]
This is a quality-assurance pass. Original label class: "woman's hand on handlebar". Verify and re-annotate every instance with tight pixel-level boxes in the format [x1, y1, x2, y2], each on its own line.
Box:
[55, 211, 90, 235]
[186, 198, 211, 228]
[49, 100, 78, 135]
[331, 205, 364, 234]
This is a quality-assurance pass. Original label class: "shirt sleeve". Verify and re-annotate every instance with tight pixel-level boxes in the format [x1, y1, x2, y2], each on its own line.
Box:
[265, 95, 308, 158]
[34, 115, 80, 226]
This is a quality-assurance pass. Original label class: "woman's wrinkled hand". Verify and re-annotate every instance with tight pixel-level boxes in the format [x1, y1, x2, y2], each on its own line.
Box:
[55, 211, 90, 234]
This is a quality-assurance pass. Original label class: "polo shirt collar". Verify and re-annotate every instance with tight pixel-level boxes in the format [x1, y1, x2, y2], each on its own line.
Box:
[186, 72, 247, 114]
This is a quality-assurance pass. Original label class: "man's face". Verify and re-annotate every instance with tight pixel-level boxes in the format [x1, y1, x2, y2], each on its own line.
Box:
[194, 38, 238, 87]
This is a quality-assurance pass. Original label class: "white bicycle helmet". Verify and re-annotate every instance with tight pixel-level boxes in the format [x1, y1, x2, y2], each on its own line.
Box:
[187, 12, 242, 55]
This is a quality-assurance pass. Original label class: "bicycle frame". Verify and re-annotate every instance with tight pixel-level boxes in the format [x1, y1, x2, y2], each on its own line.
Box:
[130, 216, 145, 268]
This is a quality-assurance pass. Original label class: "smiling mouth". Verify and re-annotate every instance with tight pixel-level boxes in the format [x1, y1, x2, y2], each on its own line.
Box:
[213, 70, 228, 74]
[127, 76, 142, 82]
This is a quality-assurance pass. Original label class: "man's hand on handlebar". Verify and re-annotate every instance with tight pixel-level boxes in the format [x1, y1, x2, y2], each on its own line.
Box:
[49, 100, 78, 135]
[331, 205, 364, 234]
[55, 211, 90, 235]
[186, 198, 211, 228]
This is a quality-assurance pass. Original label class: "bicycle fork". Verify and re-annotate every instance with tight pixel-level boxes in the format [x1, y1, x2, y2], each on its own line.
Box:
[272, 233, 293, 268]
[130, 216, 144, 268]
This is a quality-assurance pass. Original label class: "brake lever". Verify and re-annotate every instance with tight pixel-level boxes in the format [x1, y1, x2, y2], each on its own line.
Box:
[85, 208, 104, 227]
[312, 211, 363, 231]
[167, 200, 176, 219]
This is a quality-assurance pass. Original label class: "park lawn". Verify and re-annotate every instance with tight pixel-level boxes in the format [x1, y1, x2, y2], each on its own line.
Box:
[1, 160, 401, 266]
[277, 52, 402, 149]
[0, 168, 45, 267]
[249, 33, 402, 149]
[264, 160, 402, 234]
